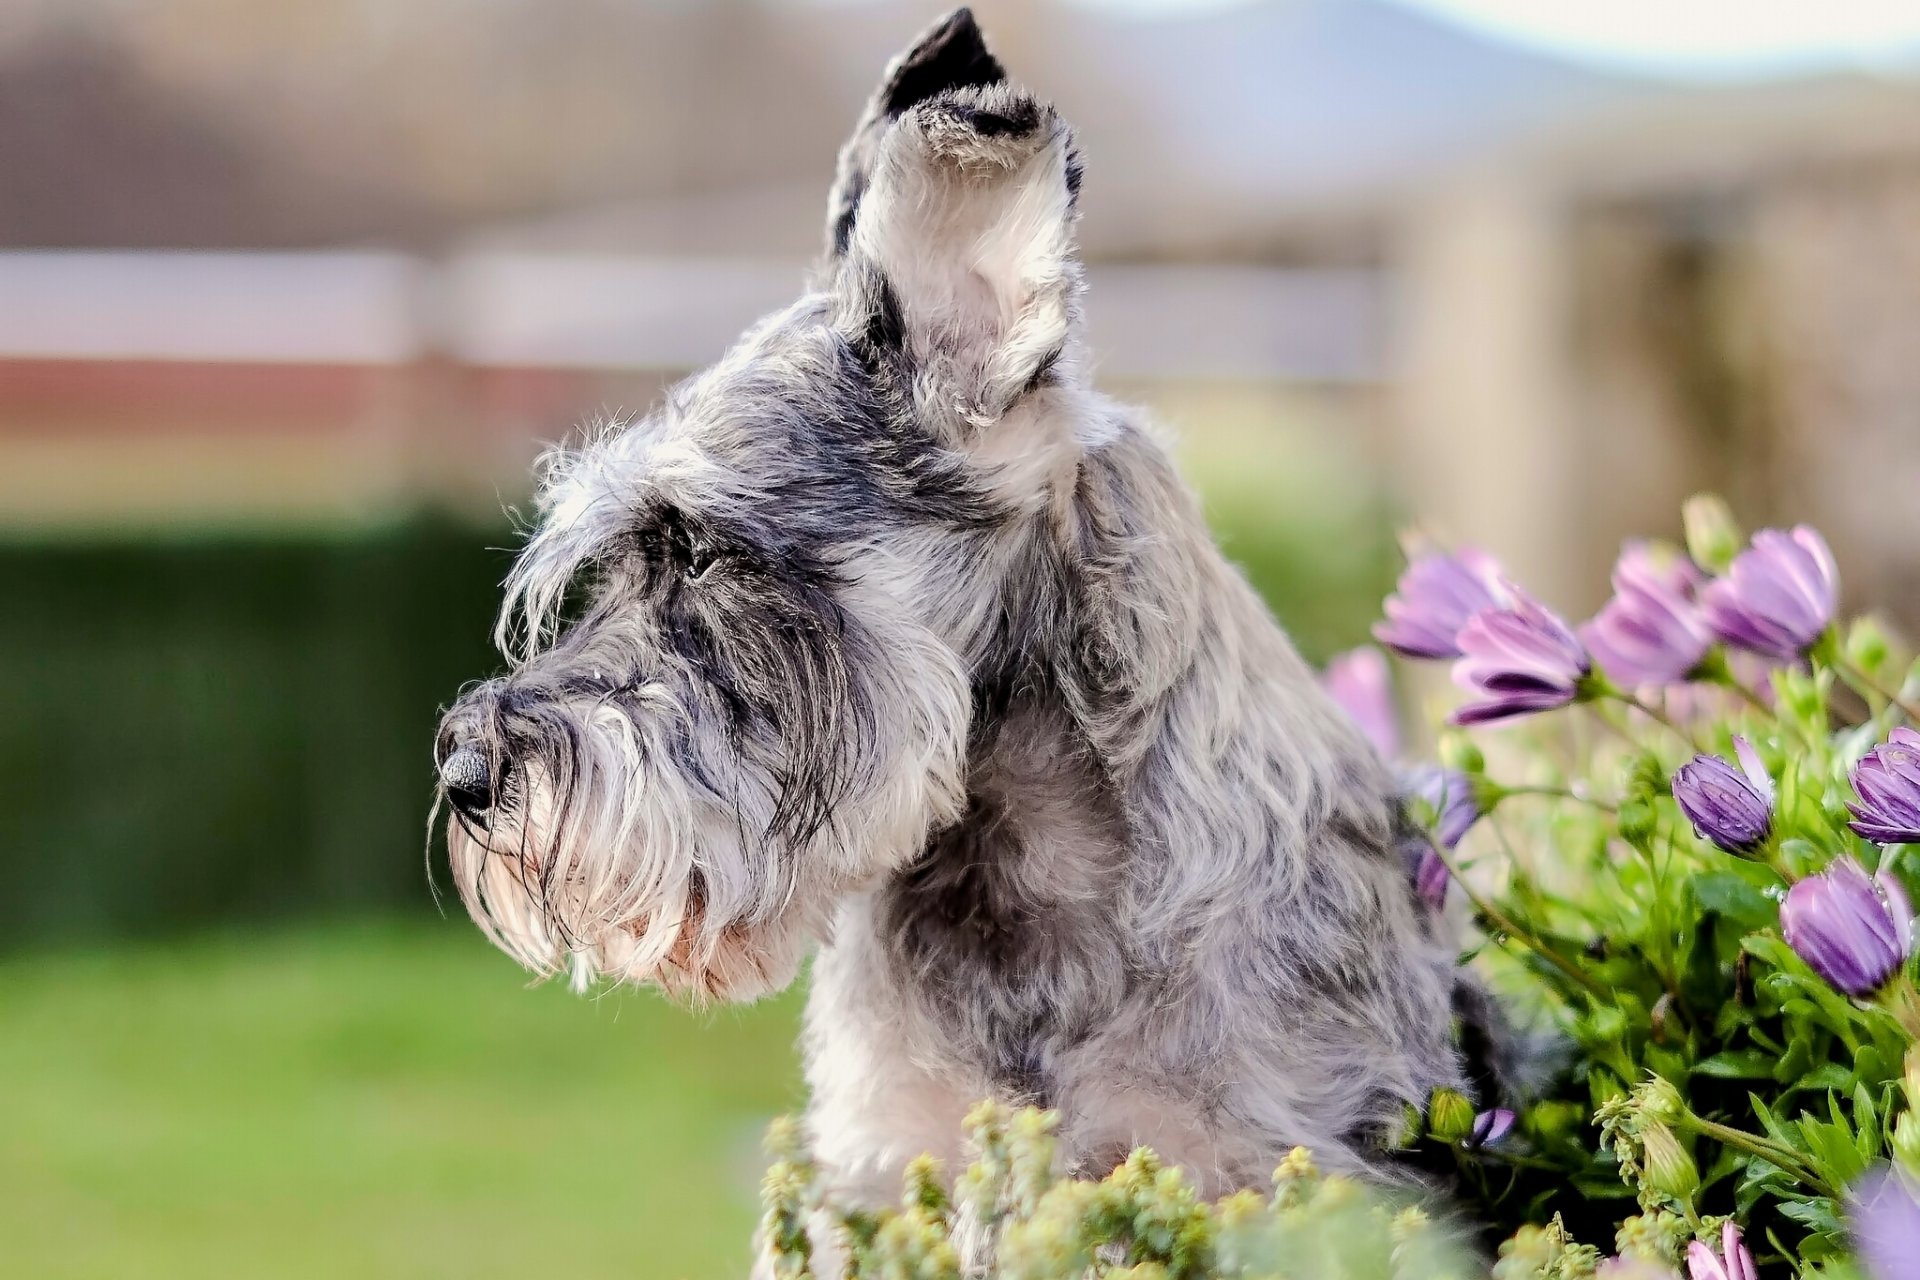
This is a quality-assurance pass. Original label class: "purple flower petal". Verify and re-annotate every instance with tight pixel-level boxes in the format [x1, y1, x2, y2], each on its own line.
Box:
[1673, 750, 1773, 854]
[1374, 548, 1507, 661]
[1671, 739, 1775, 855]
[1699, 526, 1838, 661]
[1450, 591, 1590, 727]
[1581, 541, 1713, 688]
[1322, 646, 1401, 760]
[1781, 859, 1913, 997]
[1685, 1222, 1757, 1280]
[1467, 1107, 1515, 1149]
[1415, 841, 1450, 910]
[1852, 1166, 1920, 1280]
[1850, 727, 1920, 846]
[1732, 736, 1774, 805]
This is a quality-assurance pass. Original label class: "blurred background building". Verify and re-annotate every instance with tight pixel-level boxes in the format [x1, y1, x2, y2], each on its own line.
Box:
[5, 2, 1920, 1276]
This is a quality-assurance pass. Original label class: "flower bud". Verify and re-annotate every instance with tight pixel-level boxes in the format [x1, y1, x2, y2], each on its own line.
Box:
[1637, 1075, 1687, 1125]
[1439, 733, 1486, 776]
[1271, 1146, 1320, 1209]
[1272, 1146, 1318, 1186]
[1848, 617, 1893, 676]
[1614, 1210, 1689, 1265]
[1894, 1110, 1920, 1180]
[1468, 1108, 1517, 1150]
[1701, 526, 1838, 661]
[1428, 1088, 1477, 1143]
[1849, 730, 1920, 847]
[1683, 494, 1742, 575]
[1672, 745, 1773, 855]
[1777, 668, 1831, 728]
[1392, 1101, 1425, 1149]
[1640, 1122, 1699, 1204]
[1781, 858, 1914, 997]
[1616, 798, 1658, 847]
[904, 1155, 949, 1217]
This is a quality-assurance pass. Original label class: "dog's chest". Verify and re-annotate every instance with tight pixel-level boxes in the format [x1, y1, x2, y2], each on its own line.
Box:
[875, 702, 1132, 1101]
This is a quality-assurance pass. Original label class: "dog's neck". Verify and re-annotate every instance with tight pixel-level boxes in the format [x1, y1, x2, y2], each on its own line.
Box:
[960, 403, 1396, 942]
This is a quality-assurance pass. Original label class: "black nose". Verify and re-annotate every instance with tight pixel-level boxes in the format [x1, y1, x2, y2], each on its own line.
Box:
[440, 747, 493, 817]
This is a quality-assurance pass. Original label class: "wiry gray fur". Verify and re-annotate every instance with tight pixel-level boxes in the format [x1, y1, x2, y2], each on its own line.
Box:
[434, 5, 1483, 1239]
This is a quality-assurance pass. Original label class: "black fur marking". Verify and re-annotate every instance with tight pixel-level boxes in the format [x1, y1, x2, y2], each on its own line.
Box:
[940, 97, 1039, 138]
[883, 791, 1059, 1101]
[1022, 344, 1064, 396]
[880, 8, 1006, 120]
[880, 583, 1132, 1104]
[829, 9, 1009, 258]
[860, 274, 906, 357]
[1450, 974, 1518, 1109]
[830, 170, 866, 257]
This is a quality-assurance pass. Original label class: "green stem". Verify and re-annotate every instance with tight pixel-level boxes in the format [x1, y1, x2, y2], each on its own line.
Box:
[1469, 1148, 1568, 1172]
[1614, 691, 1707, 753]
[1427, 842, 1608, 1000]
[1881, 975, 1920, 1040]
[1839, 657, 1920, 724]
[1698, 648, 1774, 719]
[1681, 1114, 1834, 1196]
[1492, 783, 1619, 814]
[1724, 679, 1773, 717]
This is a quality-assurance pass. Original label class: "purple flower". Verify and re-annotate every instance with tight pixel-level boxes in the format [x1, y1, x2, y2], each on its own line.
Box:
[1699, 526, 1839, 661]
[1598, 1260, 1680, 1280]
[1466, 1108, 1515, 1149]
[1322, 646, 1401, 759]
[1850, 727, 1920, 845]
[1851, 1166, 1920, 1280]
[1450, 592, 1591, 727]
[1374, 548, 1507, 661]
[1413, 840, 1450, 910]
[1780, 858, 1914, 997]
[1580, 541, 1713, 688]
[1672, 738, 1774, 854]
[1405, 764, 1480, 849]
[1685, 1221, 1757, 1280]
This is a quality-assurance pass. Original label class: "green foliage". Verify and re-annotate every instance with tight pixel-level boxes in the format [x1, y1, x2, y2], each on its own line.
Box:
[0, 517, 511, 945]
[762, 1104, 1477, 1280]
[1375, 504, 1920, 1278]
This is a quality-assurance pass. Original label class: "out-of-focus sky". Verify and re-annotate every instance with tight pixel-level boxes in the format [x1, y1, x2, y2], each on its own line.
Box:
[1073, 0, 1920, 76]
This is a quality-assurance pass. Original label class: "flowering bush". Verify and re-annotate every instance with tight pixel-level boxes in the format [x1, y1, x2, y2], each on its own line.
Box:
[763, 497, 1920, 1278]
[1343, 496, 1920, 1278]
[761, 1102, 1477, 1279]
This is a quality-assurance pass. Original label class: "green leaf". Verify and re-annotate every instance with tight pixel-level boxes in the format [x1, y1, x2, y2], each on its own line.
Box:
[1796, 1064, 1853, 1094]
[1750, 1093, 1796, 1148]
[1694, 1051, 1779, 1080]
[1692, 872, 1778, 927]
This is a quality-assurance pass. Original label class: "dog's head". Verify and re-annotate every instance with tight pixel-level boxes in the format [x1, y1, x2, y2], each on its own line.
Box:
[435, 9, 1096, 1000]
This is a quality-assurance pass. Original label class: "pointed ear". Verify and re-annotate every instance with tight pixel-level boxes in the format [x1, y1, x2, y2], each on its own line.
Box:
[824, 8, 1006, 259]
[831, 80, 1085, 432]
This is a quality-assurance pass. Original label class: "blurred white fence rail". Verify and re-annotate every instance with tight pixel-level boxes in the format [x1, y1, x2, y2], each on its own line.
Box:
[0, 251, 1385, 381]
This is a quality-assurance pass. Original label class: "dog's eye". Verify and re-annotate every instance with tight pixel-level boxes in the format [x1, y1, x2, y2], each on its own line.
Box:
[685, 546, 720, 582]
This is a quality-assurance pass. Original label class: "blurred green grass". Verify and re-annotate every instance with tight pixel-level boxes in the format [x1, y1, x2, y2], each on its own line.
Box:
[0, 919, 804, 1280]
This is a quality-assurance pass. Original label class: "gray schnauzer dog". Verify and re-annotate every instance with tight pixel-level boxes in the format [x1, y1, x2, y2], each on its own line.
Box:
[436, 6, 1491, 1211]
